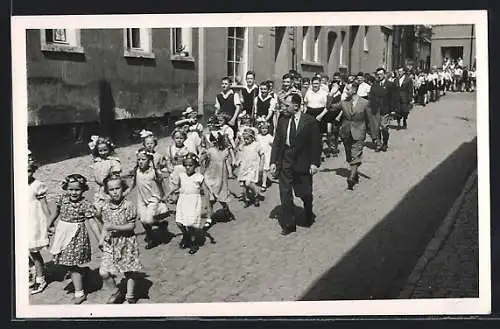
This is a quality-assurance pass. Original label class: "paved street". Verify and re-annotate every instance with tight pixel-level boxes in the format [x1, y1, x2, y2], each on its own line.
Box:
[28, 91, 478, 304]
[404, 168, 478, 299]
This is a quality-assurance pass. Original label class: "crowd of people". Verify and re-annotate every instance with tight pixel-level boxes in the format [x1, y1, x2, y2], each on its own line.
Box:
[27, 61, 475, 304]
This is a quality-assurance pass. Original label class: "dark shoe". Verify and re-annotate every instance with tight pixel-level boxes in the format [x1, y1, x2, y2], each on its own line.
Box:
[347, 177, 355, 190]
[304, 215, 315, 227]
[402, 122, 407, 129]
[178, 235, 190, 249]
[254, 199, 260, 207]
[188, 245, 199, 254]
[30, 281, 47, 295]
[381, 144, 388, 152]
[280, 226, 296, 236]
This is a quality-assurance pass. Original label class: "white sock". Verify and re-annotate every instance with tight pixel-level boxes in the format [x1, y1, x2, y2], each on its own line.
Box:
[74, 290, 84, 298]
[35, 276, 46, 284]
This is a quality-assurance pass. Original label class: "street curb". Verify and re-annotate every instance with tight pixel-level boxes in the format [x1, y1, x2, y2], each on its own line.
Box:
[399, 167, 478, 299]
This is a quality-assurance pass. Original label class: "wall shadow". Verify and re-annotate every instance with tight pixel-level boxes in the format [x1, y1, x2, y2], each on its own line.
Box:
[299, 137, 478, 300]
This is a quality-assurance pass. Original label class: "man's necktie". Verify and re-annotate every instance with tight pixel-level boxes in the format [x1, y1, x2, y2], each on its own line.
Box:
[289, 114, 297, 147]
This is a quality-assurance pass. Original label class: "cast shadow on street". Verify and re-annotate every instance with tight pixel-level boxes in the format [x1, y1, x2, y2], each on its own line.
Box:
[51, 265, 153, 301]
[299, 137, 478, 301]
[269, 204, 315, 228]
[319, 167, 371, 180]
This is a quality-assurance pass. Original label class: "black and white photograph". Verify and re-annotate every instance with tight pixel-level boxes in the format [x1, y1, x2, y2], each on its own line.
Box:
[11, 11, 490, 317]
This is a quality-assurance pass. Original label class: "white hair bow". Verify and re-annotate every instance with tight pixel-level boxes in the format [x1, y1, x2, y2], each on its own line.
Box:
[88, 135, 100, 150]
[255, 116, 267, 123]
[139, 129, 154, 139]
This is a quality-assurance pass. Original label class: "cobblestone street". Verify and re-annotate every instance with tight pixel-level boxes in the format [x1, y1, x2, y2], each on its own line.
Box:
[28, 91, 478, 304]
[403, 168, 479, 299]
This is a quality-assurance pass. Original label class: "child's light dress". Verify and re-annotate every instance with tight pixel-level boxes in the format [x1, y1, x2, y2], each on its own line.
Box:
[203, 147, 230, 203]
[237, 141, 263, 183]
[29, 179, 49, 251]
[135, 167, 168, 223]
[90, 156, 121, 210]
[256, 134, 274, 170]
[173, 172, 204, 228]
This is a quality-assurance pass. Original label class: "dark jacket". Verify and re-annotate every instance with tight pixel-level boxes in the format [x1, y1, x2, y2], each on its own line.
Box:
[398, 75, 414, 113]
[369, 79, 399, 115]
[270, 112, 322, 174]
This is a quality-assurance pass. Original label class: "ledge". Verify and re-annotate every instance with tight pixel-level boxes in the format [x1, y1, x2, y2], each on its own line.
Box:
[170, 54, 195, 62]
[123, 49, 156, 59]
[41, 44, 84, 54]
[300, 60, 324, 68]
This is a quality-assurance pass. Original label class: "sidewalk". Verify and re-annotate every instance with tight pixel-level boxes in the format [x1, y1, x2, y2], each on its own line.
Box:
[400, 168, 479, 298]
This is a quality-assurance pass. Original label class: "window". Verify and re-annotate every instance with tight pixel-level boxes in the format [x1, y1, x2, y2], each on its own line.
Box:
[40, 29, 84, 53]
[227, 27, 248, 86]
[340, 31, 346, 65]
[363, 26, 369, 52]
[313, 27, 321, 62]
[171, 28, 193, 60]
[123, 28, 154, 59]
[302, 27, 309, 61]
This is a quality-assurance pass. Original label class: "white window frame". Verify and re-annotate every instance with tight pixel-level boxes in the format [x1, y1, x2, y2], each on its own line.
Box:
[302, 27, 309, 61]
[340, 31, 346, 65]
[227, 27, 249, 87]
[40, 29, 84, 53]
[170, 28, 194, 61]
[123, 28, 155, 59]
[313, 27, 321, 62]
[363, 26, 369, 52]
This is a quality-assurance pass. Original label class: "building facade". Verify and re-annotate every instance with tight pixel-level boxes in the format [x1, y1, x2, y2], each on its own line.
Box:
[430, 24, 476, 68]
[27, 25, 418, 160]
[348, 25, 394, 74]
[392, 25, 431, 71]
[27, 28, 199, 127]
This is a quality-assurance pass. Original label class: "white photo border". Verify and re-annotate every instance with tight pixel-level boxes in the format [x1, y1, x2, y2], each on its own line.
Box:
[12, 10, 490, 318]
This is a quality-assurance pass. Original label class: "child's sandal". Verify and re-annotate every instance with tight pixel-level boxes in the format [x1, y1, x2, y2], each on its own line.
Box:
[126, 297, 138, 304]
[188, 246, 199, 255]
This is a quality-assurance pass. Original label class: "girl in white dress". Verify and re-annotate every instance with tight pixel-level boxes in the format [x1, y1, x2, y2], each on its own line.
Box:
[28, 153, 51, 294]
[235, 128, 264, 207]
[255, 120, 274, 192]
[167, 153, 207, 255]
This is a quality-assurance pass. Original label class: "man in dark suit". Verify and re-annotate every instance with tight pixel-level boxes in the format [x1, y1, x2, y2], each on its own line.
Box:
[368, 67, 399, 152]
[396, 67, 414, 129]
[270, 93, 322, 236]
[331, 82, 369, 190]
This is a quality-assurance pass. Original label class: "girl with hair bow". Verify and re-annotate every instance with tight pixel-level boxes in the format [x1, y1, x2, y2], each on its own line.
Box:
[124, 147, 169, 250]
[88, 135, 121, 216]
[138, 129, 167, 182]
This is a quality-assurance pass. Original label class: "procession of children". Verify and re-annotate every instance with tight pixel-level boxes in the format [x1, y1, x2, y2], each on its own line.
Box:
[27, 65, 474, 304]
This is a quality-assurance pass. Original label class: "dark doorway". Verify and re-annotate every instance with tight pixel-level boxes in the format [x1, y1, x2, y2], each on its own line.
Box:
[441, 46, 464, 62]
